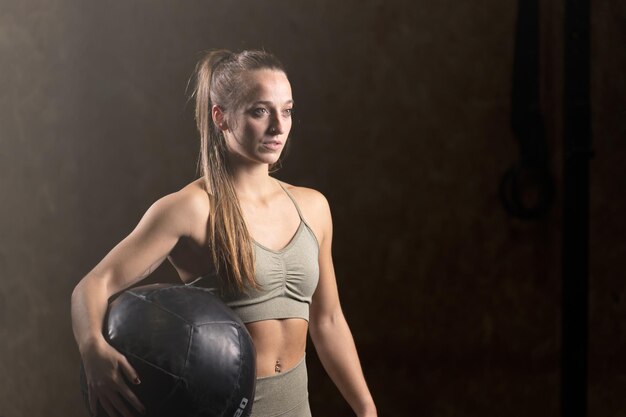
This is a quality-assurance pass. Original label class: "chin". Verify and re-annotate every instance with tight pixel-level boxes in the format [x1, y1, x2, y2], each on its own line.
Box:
[256, 151, 283, 165]
[261, 156, 281, 166]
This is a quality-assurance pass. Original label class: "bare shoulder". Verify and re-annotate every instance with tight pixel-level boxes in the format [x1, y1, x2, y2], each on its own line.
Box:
[277, 180, 330, 216]
[175, 178, 211, 232]
[276, 180, 332, 245]
[147, 178, 209, 239]
[178, 178, 211, 211]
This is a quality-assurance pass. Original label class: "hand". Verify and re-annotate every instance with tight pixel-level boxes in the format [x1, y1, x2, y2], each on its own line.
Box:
[81, 338, 145, 417]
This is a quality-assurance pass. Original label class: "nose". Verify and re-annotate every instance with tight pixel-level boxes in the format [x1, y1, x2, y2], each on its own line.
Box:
[269, 113, 284, 135]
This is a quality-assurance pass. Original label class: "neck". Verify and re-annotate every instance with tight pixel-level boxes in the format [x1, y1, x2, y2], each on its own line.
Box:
[227, 156, 277, 200]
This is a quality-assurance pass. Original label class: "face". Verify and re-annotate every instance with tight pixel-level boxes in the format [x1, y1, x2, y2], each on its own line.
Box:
[216, 69, 293, 166]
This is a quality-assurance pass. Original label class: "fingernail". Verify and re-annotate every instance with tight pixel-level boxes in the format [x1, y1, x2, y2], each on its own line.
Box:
[134, 377, 141, 384]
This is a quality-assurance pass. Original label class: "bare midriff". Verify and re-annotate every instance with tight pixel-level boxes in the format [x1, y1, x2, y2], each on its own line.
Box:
[245, 318, 308, 377]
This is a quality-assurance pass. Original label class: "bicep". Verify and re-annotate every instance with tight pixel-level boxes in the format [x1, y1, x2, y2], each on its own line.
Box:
[87, 192, 195, 296]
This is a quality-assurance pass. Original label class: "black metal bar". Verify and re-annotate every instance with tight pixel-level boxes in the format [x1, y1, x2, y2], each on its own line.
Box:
[500, 0, 555, 220]
[562, 0, 592, 414]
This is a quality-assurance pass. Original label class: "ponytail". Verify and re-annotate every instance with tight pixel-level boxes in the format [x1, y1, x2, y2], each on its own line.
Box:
[190, 49, 286, 292]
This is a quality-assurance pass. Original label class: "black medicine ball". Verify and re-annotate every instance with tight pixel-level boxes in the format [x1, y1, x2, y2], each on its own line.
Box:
[80, 284, 256, 417]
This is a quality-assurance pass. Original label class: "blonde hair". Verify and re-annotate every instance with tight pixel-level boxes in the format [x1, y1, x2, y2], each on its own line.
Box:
[190, 49, 287, 292]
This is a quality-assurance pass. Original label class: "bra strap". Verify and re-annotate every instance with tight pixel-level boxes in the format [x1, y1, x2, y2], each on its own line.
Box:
[275, 179, 321, 250]
[276, 180, 305, 221]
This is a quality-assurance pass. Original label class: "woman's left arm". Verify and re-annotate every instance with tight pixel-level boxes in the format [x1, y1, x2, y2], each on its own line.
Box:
[308, 191, 377, 417]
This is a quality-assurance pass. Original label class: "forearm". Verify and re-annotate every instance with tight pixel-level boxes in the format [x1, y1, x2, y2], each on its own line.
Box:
[71, 275, 111, 354]
[310, 313, 377, 416]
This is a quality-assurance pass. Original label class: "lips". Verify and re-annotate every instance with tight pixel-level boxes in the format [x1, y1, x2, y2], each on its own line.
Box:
[262, 140, 283, 151]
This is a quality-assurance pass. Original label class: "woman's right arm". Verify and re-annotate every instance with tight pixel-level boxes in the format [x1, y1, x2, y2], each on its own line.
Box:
[71, 189, 206, 417]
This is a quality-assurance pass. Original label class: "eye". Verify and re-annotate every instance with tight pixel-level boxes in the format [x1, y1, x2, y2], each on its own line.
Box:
[283, 108, 294, 117]
[252, 108, 268, 117]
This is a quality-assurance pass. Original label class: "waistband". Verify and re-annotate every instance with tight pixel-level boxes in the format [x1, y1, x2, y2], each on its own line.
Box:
[252, 354, 310, 417]
[257, 354, 306, 381]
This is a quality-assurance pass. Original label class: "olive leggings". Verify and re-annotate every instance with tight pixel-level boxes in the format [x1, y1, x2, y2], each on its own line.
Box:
[251, 354, 311, 417]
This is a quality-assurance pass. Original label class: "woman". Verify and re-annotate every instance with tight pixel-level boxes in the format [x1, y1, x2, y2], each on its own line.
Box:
[71, 49, 377, 417]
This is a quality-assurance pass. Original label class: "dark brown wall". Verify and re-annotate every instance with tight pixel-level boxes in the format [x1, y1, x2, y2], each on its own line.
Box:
[0, 1, 623, 416]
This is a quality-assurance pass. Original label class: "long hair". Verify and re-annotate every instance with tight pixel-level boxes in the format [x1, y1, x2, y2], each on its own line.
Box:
[190, 49, 287, 292]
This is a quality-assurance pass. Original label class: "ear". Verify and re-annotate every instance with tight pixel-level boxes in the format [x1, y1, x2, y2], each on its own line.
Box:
[211, 105, 228, 131]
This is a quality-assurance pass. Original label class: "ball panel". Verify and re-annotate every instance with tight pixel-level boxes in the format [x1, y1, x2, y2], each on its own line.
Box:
[136, 285, 247, 326]
[184, 323, 243, 412]
[124, 353, 183, 412]
[182, 323, 256, 417]
[226, 326, 256, 417]
[107, 292, 192, 378]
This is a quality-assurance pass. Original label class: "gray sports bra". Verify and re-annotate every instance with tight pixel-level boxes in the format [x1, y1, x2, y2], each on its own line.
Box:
[187, 181, 320, 323]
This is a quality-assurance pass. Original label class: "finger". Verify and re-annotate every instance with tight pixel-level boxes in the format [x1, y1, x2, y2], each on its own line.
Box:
[87, 385, 98, 416]
[107, 391, 138, 417]
[119, 383, 146, 415]
[100, 395, 122, 417]
[118, 356, 141, 385]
